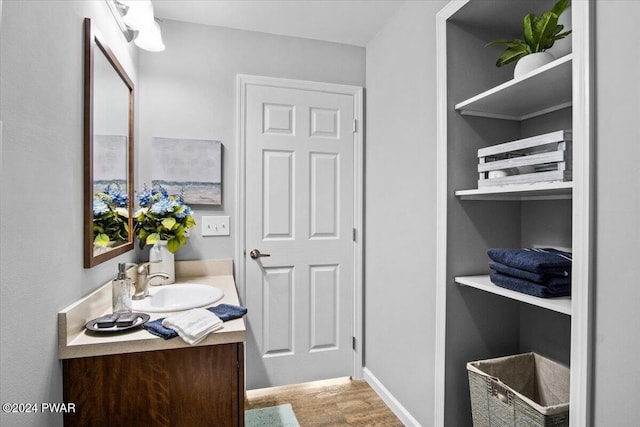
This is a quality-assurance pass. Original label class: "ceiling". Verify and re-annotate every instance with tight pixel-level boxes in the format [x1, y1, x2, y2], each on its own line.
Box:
[152, 0, 406, 47]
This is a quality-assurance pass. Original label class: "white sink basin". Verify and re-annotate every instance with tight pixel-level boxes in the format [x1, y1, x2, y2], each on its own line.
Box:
[132, 283, 224, 313]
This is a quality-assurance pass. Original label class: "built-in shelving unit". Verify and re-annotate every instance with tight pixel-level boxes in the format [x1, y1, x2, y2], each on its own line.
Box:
[435, 1, 592, 426]
[455, 275, 572, 315]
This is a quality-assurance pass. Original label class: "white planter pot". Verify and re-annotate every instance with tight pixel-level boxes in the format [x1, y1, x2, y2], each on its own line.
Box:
[514, 52, 555, 78]
[548, 6, 572, 58]
[149, 241, 175, 285]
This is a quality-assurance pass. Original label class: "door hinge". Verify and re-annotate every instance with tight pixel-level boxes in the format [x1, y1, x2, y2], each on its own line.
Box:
[352, 336, 356, 350]
[353, 228, 357, 242]
[352, 119, 357, 133]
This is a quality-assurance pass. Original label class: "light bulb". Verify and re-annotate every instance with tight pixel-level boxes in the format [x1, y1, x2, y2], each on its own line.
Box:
[122, 1, 154, 31]
[134, 21, 165, 52]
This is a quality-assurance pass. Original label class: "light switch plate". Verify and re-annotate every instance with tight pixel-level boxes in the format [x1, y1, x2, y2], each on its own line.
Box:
[201, 215, 230, 236]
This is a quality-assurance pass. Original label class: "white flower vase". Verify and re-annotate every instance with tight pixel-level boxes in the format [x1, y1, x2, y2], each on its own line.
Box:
[514, 52, 555, 79]
[149, 241, 175, 285]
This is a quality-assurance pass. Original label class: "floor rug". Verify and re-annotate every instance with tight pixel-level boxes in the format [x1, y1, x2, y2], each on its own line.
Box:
[245, 403, 300, 427]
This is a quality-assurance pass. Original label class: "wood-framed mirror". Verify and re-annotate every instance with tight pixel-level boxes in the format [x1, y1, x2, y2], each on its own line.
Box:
[84, 18, 135, 268]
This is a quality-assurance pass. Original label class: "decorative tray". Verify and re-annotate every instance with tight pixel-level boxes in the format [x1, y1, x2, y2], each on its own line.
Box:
[85, 313, 150, 333]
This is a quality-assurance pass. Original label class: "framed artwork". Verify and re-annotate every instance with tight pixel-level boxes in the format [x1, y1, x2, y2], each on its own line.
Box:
[152, 137, 222, 205]
[93, 134, 128, 195]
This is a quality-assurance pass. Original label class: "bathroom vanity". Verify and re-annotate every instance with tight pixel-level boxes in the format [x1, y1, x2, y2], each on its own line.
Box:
[58, 259, 246, 427]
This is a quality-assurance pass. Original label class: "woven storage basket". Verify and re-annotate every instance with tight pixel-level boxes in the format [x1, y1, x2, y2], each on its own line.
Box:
[467, 353, 569, 427]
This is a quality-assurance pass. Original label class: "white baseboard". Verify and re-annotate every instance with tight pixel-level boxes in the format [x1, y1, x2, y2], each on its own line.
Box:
[363, 367, 421, 427]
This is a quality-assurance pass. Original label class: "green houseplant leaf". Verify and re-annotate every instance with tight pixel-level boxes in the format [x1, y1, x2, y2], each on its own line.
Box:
[523, 14, 536, 48]
[551, 0, 571, 17]
[146, 232, 161, 246]
[94, 233, 110, 247]
[161, 217, 177, 230]
[167, 235, 187, 253]
[533, 11, 559, 52]
[487, 39, 531, 67]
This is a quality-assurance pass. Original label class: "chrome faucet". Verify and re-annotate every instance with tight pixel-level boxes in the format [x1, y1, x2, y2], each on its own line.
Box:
[133, 261, 169, 300]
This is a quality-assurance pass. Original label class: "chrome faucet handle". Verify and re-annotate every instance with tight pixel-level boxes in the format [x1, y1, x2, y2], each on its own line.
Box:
[137, 259, 162, 274]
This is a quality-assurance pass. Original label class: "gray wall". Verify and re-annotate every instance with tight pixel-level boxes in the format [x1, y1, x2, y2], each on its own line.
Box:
[138, 19, 365, 268]
[0, 1, 138, 426]
[593, 0, 640, 424]
[364, 1, 447, 425]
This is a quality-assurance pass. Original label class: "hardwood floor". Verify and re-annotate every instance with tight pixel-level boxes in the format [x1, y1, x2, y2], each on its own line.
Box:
[245, 377, 404, 426]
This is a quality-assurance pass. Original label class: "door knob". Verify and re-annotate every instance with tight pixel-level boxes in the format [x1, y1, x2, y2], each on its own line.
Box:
[250, 249, 271, 259]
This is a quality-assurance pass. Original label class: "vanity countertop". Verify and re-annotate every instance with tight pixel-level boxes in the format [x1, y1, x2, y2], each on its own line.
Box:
[58, 259, 246, 359]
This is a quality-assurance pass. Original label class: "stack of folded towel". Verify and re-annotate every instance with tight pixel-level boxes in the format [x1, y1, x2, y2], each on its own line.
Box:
[143, 303, 248, 343]
[488, 248, 572, 298]
[161, 308, 223, 345]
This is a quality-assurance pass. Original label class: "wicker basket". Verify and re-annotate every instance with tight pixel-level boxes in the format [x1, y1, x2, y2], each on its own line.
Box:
[467, 353, 569, 427]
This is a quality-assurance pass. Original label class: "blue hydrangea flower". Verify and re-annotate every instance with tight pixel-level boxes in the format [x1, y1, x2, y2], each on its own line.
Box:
[150, 198, 175, 215]
[104, 183, 128, 207]
[137, 186, 152, 207]
[93, 198, 109, 216]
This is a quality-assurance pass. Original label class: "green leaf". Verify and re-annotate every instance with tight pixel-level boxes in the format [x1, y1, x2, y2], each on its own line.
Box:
[523, 14, 536, 48]
[533, 11, 559, 52]
[162, 217, 177, 230]
[551, 0, 570, 17]
[485, 39, 514, 47]
[94, 233, 110, 246]
[496, 45, 530, 67]
[146, 232, 161, 245]
[554, 30, 572, 40]
[167, 238, 181, 253]
[185, 215, 196, 229]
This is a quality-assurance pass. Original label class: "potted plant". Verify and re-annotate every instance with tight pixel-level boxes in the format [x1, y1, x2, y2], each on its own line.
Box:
[134, 184, 196, 284]
[487, 0, 571, 78]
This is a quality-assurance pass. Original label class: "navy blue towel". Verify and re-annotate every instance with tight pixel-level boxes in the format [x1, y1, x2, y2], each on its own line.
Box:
[143, 319, 178, 339]
[212, 303, 248, 321]
[142, 304, 248, 340]
[490, 261, 570, 284]
[487, 248, 572, 273]
[490, 273, 571, 298]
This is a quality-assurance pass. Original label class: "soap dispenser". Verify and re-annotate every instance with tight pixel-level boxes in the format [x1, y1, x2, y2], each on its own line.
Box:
[112, 263, 133, 314]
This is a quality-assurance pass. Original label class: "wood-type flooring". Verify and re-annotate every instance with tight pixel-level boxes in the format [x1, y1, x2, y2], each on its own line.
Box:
[245, 377, 404, 426]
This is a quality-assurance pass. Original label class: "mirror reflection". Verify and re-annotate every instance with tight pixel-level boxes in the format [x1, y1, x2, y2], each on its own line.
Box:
[84, 18, 135, 267]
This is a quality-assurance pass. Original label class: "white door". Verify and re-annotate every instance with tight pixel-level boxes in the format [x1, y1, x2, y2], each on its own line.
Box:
[243, 82, 356, 389]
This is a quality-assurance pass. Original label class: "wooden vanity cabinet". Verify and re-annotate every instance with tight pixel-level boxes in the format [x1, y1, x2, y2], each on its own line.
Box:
[62, 342, 244, 427]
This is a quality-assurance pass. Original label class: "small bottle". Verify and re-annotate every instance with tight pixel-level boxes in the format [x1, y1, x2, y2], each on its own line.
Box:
[112, 263, 133, 314]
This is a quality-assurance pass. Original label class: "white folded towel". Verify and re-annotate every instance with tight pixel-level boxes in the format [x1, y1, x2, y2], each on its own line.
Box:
[162, 308, 223, 345]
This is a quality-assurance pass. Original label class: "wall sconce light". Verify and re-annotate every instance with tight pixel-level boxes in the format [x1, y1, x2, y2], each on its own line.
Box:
[105, 0, 165, 52]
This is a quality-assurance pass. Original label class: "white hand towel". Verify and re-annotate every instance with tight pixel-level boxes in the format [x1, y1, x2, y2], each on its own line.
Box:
[162, 308, 223, 345]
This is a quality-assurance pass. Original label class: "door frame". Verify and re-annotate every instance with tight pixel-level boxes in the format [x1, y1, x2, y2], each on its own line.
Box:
[236, 74, 364, 380]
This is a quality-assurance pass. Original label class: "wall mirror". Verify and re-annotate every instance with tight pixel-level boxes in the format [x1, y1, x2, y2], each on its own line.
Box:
[84, 18, 135, 268]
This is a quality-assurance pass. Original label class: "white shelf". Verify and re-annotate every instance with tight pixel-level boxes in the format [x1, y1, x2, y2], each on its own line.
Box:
[455, 181, 573, 200]
[455, 275, 572, 316]
[455, 54, 573, 121]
